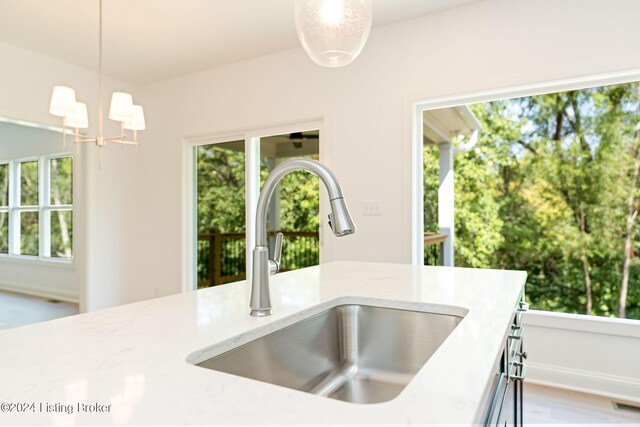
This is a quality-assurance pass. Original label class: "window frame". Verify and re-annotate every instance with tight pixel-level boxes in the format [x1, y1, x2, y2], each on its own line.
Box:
[411, 70, 640, 325]
[0, 152, 73, 263]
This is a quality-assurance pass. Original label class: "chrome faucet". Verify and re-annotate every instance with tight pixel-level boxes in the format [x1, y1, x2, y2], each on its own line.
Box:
[250, 158, 356, 316]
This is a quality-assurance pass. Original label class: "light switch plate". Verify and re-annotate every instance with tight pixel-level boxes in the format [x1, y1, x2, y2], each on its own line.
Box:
[362, 200, 382, 216]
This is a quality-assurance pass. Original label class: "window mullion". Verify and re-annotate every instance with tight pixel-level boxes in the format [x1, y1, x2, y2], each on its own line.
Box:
[8, 161, 20, 255]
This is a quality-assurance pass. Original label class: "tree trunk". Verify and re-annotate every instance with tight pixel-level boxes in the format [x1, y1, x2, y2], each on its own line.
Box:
[619, 139, 640, 318]
[580, 253, 592, 314]
[578, 209, 592, 314]
[619, 208, 636, 318]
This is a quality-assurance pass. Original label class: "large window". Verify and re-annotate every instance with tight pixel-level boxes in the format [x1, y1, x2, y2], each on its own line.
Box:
[0, 154, 73, 260]
[423, 82, 640, 320]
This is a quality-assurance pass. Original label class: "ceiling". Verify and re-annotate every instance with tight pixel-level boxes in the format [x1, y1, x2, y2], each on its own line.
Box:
[0, 0, 482, 86]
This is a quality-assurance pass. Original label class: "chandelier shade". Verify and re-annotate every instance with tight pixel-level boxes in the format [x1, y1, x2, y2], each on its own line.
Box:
[294, 0, 372, 67]
[124, 105, 146, 131]
[49, 86, 77, 117]
[63, 102, 89, 129]
[108, 92, 134, 122]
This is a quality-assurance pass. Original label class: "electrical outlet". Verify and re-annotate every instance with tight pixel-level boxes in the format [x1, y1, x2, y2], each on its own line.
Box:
[362, 200, 382, 216]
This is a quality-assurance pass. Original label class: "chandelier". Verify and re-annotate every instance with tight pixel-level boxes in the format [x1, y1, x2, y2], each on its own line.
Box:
[49, 0, 145, 148]
[294, 0, 372, 67]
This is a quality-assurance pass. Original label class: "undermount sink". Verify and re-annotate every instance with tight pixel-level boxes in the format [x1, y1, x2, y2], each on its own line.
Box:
[191, 303, 464, 404]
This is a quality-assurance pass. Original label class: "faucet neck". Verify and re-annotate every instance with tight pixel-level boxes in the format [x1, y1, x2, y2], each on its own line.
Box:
[250, 158, 354, 317]
[254, 159, 344, 247]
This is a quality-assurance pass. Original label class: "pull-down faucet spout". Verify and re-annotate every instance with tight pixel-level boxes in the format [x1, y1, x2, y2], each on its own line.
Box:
[250, 158, 356, 317]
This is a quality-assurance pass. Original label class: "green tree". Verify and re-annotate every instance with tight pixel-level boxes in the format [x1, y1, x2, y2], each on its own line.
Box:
[453, 141, 504, 268]
[441, 82, 640, 319]
[197, 144, 246, 234]
[50, 156, 73, 258]
[260, 154, 320, 270]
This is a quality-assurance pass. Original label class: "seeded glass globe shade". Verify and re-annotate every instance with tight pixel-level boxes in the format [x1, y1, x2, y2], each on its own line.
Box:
[295, 0, 372, 67]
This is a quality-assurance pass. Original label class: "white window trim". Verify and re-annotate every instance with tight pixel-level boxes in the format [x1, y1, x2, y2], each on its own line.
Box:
[0, 152, 73, 263]
[410, 68, 640, 324]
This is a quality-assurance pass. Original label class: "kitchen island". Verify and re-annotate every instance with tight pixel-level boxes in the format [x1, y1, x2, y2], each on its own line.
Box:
[0, 261, 526, 425]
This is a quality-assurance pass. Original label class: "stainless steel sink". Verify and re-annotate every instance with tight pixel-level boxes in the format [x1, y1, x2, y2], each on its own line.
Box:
[193, 304, 464, 404]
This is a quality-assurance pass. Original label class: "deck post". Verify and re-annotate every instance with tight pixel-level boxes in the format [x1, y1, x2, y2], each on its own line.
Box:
[212, 229, 222, 286]
[438, 142, 455, 266]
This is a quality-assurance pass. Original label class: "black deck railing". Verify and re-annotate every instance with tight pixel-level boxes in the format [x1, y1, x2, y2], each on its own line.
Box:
[197, 230, 319, 288]
[424, 232, 447, 266]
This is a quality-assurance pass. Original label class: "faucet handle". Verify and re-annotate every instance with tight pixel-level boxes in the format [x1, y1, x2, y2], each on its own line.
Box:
[268, 232, 283, 275]
[272, 232, 283, 266]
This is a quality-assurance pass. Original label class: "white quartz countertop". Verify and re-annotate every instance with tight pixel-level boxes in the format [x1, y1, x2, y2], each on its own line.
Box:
[0, 261, 526, 426]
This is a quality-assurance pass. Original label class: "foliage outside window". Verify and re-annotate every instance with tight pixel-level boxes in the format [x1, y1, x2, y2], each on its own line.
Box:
[0, 164, 8, 254]
[426, 82, 640, 320]
[259, 153, 320, 272]
[196, 133, 320, 289]
[49, 157, 73, 258]
[0, 155, 73, 260]
[196, 142, 246, 288]
[19, 161, 39, 255]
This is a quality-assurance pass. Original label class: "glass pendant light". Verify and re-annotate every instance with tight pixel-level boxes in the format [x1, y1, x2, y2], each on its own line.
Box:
[295, 0, 372, 67]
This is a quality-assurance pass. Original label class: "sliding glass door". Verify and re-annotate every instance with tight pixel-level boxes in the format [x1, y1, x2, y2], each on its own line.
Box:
[260, 131, 320, 272]
[196, 140, 246, 288]
[194, 129, 320, 289]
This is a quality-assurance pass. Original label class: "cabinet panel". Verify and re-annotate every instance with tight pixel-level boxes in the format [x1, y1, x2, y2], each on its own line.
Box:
[484, 295, 528, 426]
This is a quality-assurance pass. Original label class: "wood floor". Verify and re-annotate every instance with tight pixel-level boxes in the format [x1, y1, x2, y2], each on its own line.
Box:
[0, 290, 79, 329]
[525, 383, 640, 425]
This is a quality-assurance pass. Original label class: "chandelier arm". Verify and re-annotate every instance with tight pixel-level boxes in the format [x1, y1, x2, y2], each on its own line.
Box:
[105, 139, 139, 146]
[104, 138, 140, 145]
[73, 137, 99, 144]
[103, 135, 127, 142]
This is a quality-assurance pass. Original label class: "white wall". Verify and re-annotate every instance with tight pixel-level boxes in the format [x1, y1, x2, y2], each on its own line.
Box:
[0, 41, 140, 311]
[0, 123, 77, 301]
[134, 0, 640, 299]
[0, 123, 63, 158]
[524, 311, 640, 403]
[131, 0, 640, 401]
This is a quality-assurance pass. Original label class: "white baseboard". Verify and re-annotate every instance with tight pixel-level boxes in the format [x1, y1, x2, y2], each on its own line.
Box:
[0, 281, 79, 303]
[524, 310, 640, 338]
[526, 361, 640, 404]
